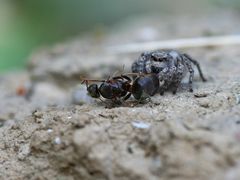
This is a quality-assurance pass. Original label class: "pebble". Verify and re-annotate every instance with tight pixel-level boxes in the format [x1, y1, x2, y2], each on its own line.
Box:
[197, 99, 210, 108]
[194, 92, 209, 98]
[131, 121, 151, 129]
[236, 94, 240, 104]
[54, 137, 62, 145]
[47, 129, 53, 133]
[17, 144, 30, 161]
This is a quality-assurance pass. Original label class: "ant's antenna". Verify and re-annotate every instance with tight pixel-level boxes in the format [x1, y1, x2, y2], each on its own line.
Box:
[80, 76, 105, 84]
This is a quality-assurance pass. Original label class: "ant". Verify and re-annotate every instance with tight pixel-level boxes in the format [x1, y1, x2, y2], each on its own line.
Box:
[81, 73, 159, 105]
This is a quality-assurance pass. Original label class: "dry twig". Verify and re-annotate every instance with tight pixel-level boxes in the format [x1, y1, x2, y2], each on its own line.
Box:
[107, 35, 240, 54]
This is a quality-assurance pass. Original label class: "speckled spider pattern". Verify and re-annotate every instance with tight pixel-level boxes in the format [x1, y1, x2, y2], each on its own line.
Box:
[131, 50, 207, 95]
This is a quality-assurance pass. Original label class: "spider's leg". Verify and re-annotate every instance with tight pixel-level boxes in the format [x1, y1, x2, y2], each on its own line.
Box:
[160, 91, 164, 95]
[158, 74, 169, 96]
[183, 54, 207, 82]
[171, 81, 181, 94]
[158, 78, 166, 96]
[171, 60, 185, 94]
[183, 57, 194, 92]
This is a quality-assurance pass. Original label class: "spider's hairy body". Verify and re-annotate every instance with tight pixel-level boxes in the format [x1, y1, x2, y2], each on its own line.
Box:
[132, 50, 207, 95]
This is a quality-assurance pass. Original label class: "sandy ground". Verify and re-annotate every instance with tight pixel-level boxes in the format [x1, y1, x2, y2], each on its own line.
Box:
[1, 11, 240, 180]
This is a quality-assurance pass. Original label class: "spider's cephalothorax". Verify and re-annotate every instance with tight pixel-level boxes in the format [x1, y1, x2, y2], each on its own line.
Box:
[131, 50, 207, 95]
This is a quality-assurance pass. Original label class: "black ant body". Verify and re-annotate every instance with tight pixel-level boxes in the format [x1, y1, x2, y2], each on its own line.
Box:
[81, 73, 159, 104]
[131, 73, 159, 100]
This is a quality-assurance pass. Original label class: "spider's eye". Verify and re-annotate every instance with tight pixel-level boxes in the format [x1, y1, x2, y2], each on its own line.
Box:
[151, 54, 163, 62]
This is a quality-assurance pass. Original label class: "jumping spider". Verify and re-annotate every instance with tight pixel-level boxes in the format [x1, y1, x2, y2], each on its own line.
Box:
[81, 73, 159, 105]
[132, 50, 207, 95]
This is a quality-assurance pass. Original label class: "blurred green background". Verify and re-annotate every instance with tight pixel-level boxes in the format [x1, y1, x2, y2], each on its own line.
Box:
[0, 0, 238, 72]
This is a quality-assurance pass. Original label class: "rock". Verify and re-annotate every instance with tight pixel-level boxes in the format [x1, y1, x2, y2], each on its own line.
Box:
[236, 94, 240, 104]
[18, 144, 30, 161]
[194, 91, 209, 98]
[197, 98, 210, 108]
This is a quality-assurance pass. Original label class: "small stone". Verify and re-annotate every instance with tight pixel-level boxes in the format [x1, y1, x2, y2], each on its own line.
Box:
[18, 144, 30, 161]
[32, 110, 43, 119]
[194, 92, 209, 98]
[197, 99, 210, 108]
[131, 121, 151, 129]
[54, 137, 61, 145]
[72, 113, 92, 128]
[47, 129, 53, 133]
[236, 94, 240, 104]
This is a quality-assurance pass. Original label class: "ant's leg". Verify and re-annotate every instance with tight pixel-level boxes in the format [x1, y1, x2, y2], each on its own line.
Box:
[99, 97, 106, 103]
[112, 76, 124, 80]
[112, 75, 132, 83]
[183, 54, 207, 82]
[123, 93, 132, 100]
[121, 75, 132, 82]
[81, 80, 89, 88]
[139, 92, 152, 103]
[99, 97, 113, 108]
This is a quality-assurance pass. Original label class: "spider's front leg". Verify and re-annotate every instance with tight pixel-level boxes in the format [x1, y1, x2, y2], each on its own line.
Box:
[157, 74, 166, 95]
[171, 80, 181, 94]
[183, 53, 207, 82]
[171, 61, 185, 94]
[159, 87, 165, 96]
[184, 60, 194, 92]
[157, 68, 172, 95]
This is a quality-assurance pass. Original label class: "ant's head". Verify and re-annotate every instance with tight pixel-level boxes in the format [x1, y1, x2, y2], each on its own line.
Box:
[87, 84, 100, 98]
